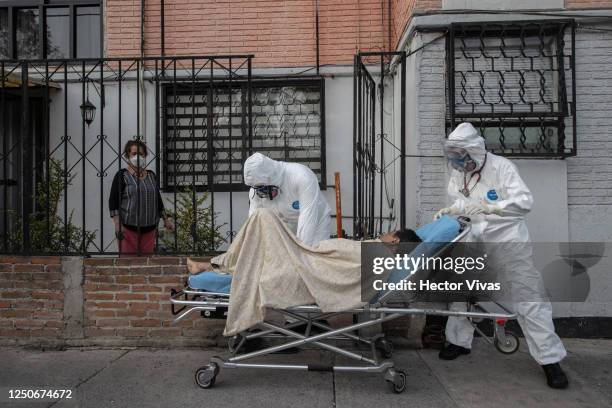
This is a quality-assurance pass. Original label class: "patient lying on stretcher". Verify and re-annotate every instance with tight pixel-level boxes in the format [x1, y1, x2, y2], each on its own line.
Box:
[183, 208, 431, 336]
[186, 228, 421, 274]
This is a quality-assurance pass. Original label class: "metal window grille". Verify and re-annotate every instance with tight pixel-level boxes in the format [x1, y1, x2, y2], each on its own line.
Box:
[0, 56, 255, 256]
[163, 78, 326, 191]
[0, 1, 103, 60]
[447, 20, 577, 157]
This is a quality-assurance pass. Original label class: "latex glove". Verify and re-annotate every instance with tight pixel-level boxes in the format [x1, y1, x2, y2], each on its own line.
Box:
[480, 200, 502, 215]
[434, 207, 453, 220]
[464, 203, 485, 216]
[464, 201, 502, 216]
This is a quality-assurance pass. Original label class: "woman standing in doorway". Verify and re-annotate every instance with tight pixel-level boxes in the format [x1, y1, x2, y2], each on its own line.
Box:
[109, 139, 173, 255]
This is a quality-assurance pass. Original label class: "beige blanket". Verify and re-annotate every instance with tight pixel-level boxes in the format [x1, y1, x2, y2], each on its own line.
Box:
[211, 208, 370, 336]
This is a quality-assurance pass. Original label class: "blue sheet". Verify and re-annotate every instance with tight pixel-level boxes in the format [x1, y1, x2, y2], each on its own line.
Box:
[188, 215, 462, 296]
[415, 215, 461, 243]
[375, 215, 461, 302]
[385, 215, 461, 285]
[188, 271, 232, 294]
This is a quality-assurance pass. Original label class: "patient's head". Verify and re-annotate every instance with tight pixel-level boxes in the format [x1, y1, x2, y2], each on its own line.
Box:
[379, 229, 422, 244]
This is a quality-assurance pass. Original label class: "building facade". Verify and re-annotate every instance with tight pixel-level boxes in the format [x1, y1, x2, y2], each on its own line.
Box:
[1, 0, 612, 324]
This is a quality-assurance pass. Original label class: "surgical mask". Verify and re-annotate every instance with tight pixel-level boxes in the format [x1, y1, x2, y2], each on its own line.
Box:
[251, 185, 279, 200]
[129, 155, 146, 168]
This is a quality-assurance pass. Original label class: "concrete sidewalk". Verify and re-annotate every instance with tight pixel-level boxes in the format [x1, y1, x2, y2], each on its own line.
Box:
[0, 338, 610, 408]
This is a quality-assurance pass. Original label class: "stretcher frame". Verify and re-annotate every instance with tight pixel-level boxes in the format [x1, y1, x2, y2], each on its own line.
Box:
[169, 217, 519, 393]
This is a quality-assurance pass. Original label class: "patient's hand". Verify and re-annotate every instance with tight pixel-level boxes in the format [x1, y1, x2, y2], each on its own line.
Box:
[186, 258, 212, 275]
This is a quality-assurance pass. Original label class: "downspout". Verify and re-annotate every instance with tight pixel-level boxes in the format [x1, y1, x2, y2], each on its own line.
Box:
[315, 0, 320, 75]
[161, 0, 165, 57]
[388, 0, 391, 51]
[140, 0, 146, 142]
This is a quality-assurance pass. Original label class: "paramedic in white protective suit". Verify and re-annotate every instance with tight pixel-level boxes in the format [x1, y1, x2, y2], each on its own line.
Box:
[434, 123, 569, 389]
[243, 153, 331, 247]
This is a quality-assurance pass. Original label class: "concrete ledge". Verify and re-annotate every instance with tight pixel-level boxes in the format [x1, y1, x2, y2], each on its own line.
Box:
[442, 0, 565, 10]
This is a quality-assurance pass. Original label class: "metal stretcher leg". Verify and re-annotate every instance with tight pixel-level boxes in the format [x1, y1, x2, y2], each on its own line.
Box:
[171, 284, 519, 393]
[197, 312, 408, 393]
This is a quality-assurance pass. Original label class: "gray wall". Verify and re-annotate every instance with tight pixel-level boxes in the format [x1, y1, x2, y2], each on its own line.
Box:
[402, 20, 612, 317]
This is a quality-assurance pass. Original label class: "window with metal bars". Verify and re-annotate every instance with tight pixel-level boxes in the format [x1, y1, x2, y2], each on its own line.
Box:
[162, 78, 326, 191]
[446, 20, 577, 157]
[0, 1, 102, 60]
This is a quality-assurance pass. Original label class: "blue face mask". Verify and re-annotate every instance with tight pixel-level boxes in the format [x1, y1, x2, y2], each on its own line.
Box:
[446, 150, 478, 172]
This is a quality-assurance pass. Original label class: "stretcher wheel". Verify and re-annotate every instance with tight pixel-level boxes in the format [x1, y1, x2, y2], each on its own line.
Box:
[195, 363, 219, 389]
[386, 369, 407, 394]
[494, 331, 519, 354]
[375, 338, 394, 359]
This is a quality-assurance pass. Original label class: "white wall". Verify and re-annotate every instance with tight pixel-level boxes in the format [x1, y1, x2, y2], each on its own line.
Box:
[46, 67, 392, 251]
[515, 160, 569, 242]
[322, 74, 356, 237]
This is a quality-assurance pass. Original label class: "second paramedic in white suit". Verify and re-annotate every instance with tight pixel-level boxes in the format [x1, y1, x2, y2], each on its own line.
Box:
[435, 123, 569, 389]
[243, 152, 331, 247]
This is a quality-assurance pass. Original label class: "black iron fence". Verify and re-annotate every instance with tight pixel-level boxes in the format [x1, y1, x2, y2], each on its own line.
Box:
[447, 20, 577, 157]
[353, 52, 406, 240]
[0, 56, 326, 255]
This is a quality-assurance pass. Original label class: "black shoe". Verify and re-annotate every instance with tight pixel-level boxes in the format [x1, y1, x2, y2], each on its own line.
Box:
[438, 343, 471, 360]
[542, 363, 569, 389]
[240, 338, 300, 354]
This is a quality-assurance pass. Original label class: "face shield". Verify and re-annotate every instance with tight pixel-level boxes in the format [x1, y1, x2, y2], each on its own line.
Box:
[443, 145, 478, 173]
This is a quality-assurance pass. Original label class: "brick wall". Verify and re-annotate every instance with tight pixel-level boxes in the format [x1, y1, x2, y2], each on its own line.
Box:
[412, 31, 448, 225]
[0, 257, 65, 343]
[83, 257, 223, 346]
[104, 0, 612, 65]
[0, 256, 223, 347]
[566, 27, 612, 242]
[390, 1, 442, 52]
[105, 0, 388, 66]
[567, 0, 612, 7]
[567, 29, 612, 209]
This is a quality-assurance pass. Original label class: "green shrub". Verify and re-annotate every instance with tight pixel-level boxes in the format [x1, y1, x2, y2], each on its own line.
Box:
[3, 158, 96, 254]
[161, 186, 225, 254]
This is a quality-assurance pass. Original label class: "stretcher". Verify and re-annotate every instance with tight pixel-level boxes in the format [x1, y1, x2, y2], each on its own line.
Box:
[169, 216, 519, 393]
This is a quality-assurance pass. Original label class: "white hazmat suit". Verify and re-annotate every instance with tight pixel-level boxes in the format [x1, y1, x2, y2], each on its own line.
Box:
[438, 123, 566, 366]
[243, 153, 331, 247]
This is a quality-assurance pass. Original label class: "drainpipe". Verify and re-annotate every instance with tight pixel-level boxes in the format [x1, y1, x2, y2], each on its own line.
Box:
[387, 0, 391, 51]
[140, 0, 146, 142]
[315, 0, 320, 75]
[161, 0, 165, 57]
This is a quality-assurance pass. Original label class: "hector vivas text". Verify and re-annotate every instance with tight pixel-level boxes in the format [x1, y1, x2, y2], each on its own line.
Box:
[371, 253, 501, 292]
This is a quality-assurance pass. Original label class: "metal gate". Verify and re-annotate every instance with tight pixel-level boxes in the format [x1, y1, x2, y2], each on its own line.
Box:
[353, 51, 406, 239]
[0, 56, 255, 255]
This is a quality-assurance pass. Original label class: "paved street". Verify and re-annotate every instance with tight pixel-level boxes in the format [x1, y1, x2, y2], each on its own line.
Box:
[1, 338, 611, 408]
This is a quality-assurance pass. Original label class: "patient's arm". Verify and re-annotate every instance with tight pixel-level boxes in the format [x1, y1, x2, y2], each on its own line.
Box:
[186, 258, 212, 274]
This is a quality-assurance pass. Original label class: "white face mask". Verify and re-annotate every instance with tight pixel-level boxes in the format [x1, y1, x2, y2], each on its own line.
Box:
[129, 155, 146, 168]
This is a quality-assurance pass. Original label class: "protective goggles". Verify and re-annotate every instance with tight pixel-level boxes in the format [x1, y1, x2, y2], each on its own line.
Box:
[443, 146, 477, 172]
[251, 185, 279, 200]
[443, 146, 469, 161]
